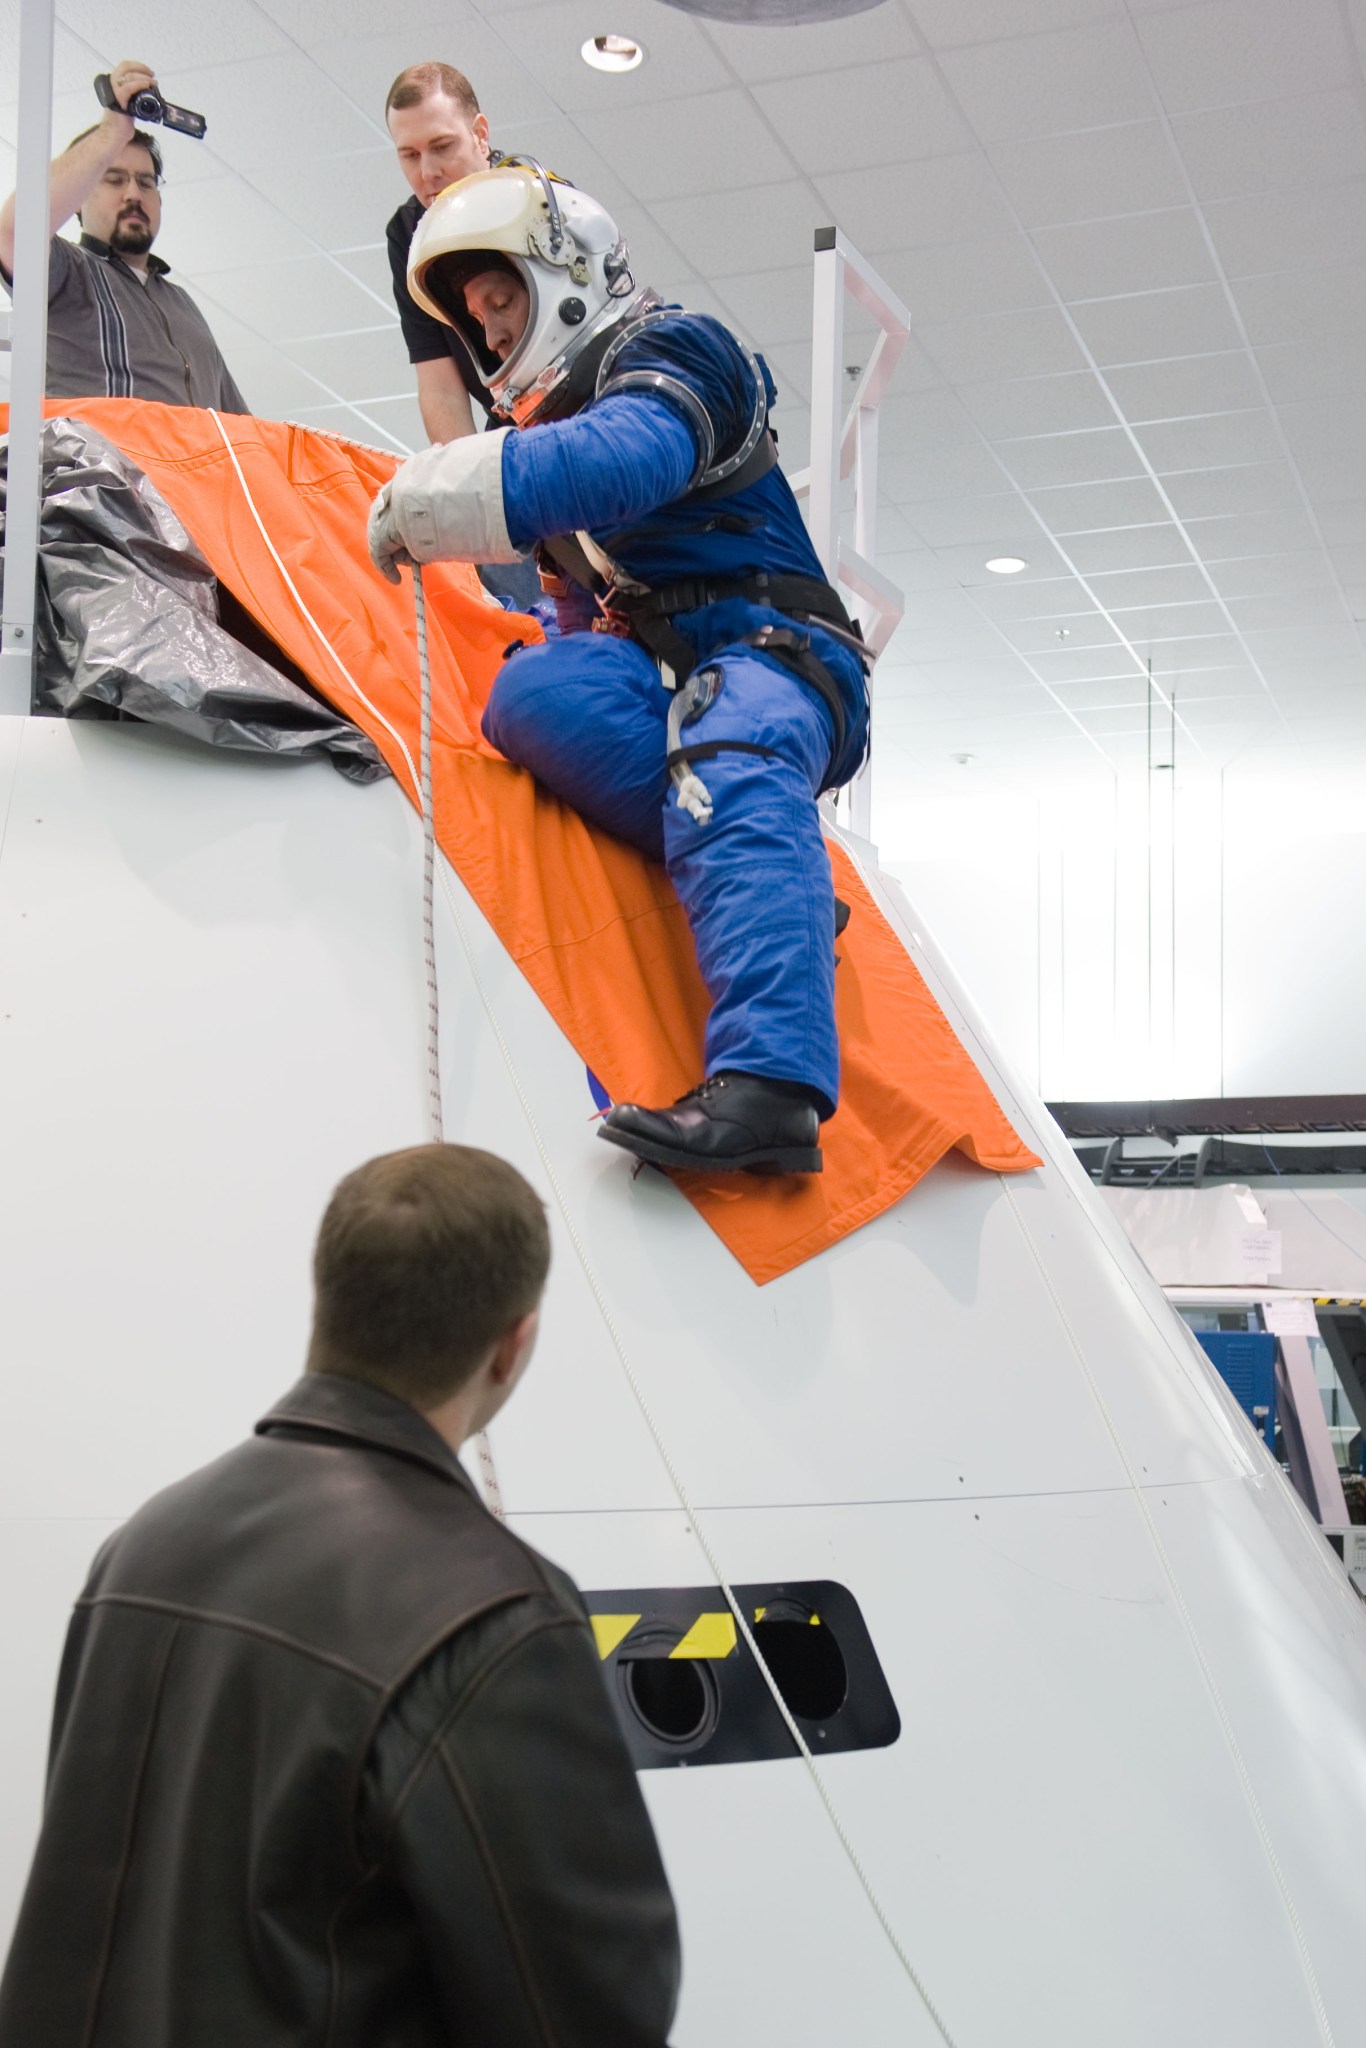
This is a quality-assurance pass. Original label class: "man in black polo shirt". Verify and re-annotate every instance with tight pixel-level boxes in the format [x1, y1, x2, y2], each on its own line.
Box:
[384, 62, 503, 447]
[0, 59, 247, 412]
[384, 61, 541, 608]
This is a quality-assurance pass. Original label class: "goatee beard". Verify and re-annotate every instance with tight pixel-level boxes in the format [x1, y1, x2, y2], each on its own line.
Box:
[112, 219, 153, 256]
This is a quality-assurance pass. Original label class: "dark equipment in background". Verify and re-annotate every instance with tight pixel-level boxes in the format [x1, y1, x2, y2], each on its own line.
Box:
[94, 72, 207, 142]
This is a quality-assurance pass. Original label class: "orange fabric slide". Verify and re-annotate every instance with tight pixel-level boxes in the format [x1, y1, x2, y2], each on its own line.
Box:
[11, 398, 1039, 1282]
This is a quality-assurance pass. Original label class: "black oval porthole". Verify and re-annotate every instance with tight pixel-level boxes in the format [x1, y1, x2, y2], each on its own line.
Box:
[752, 1599, 849, 1724]
[619, 1630, 721, 1753]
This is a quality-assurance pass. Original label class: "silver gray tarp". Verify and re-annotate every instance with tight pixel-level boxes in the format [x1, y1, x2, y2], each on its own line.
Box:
[0, 415, 387, 783]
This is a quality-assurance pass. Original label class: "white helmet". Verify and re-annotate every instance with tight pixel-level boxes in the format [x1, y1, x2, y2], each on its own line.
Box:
[407, 161, 640, 424]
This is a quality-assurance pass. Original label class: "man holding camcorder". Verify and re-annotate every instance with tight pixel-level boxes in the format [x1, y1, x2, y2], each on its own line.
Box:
[0, 59, 248, 413]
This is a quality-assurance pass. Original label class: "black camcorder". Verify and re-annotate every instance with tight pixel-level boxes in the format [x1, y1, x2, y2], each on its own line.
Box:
[94, 73, 207, 142]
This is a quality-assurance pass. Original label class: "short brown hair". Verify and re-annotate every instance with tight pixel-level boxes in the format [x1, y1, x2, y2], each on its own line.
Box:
[307, 1145, 549, 1406]
[67, 124, 164, 183]
[385, 63, 480, 120]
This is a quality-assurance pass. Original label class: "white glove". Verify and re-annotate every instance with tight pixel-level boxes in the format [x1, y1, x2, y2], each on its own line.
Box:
[366, 428, 520, 581]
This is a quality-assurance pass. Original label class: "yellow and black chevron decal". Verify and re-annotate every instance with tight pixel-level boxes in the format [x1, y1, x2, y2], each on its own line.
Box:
[591, 1609, 739, 1660]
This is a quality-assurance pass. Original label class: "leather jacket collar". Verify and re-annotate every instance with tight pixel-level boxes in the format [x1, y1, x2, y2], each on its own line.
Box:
[257, 1373, 477, 1493]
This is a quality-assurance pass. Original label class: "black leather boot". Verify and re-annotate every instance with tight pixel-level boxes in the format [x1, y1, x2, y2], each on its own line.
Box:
[599, 1071, 824, 1175]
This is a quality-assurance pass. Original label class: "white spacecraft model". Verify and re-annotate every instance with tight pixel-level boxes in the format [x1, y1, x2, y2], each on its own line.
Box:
[3, 122, 1366, 2048]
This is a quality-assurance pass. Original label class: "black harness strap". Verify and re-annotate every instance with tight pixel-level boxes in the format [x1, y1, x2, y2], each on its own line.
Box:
[664, 737, 776, 773]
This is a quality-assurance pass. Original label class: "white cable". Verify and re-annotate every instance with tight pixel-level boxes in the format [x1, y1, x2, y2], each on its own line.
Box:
[205, 409, 423, 806]
[206, 417, 942, 2020]
[431, 861, 957, 2046]
[413, 566, 504, 1521]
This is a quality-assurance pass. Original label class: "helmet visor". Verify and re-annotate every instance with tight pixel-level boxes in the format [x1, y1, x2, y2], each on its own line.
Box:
[419, 249, 530, 387]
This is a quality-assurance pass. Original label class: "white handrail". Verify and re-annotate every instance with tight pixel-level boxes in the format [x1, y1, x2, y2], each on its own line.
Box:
[0, 0, 54, 714]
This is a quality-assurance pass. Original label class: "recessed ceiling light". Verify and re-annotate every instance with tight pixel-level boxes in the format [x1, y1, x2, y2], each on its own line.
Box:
[581, 34, 644, 70]
[985, 556, 1027, 575]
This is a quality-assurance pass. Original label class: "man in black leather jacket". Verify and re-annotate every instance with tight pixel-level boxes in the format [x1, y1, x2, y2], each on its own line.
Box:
[0, 1145, 680, 2046]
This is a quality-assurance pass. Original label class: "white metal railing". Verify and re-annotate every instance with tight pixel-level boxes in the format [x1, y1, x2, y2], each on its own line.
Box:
[788, 226, 910, 846]
[0, 0, 55, 714]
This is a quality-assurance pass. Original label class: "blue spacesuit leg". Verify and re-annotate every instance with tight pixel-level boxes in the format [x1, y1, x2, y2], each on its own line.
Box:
[662, 649, 840, 1118]
[482, 635, 669, 859]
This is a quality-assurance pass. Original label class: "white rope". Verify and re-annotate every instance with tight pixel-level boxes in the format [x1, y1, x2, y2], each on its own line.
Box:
[431, 856, 957, 2045]
[205, 416, 940, 2017]
[205, 410, 423, 806]
[413, 566, 504, 1521]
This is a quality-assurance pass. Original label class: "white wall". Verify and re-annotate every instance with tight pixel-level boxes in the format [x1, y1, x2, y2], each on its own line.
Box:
[882, 753, 1366, 1104]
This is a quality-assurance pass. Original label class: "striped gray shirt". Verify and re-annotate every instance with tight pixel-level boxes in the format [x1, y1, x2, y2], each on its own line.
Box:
[4, 234, 248, 413]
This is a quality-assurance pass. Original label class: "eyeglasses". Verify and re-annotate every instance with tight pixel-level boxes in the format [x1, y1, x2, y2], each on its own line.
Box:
[101, 170, 161, 194]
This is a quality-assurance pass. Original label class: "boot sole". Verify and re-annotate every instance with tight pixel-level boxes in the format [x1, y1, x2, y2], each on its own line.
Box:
[598, 1123, 823, 1176]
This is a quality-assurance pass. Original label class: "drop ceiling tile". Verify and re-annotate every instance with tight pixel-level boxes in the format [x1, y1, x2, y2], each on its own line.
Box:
[937, 20, 1157, 145]
[1327, 543, 1366, 584]
[1029, 474, 1171, 531]
[312, 24, 555, 131]
[902, 655, 1043, 693]
[583, 90, 796, 201]
[889, 441, 1015, 501]
[1225, 589, 1352, 634]
[1058, 523, 1194, 574]
[1102, 351, 1265, 421]
[279, 327, 415, 402]
[996, 427, 1144, 491]
[1045, 677, 1151, 709]
[907, 0, 1125, 47]
[331, 244, 394, 299]
[167, 53, 381, 172]
[1206, 552, 1338, 600]
[988, 121, 1187, 234]
[1025, 645, 1148, 683]
[928, 538, 1072, 585]
[1069, 284, 1244, 364]
[896, 493, 1035, 548]
[257, 0, 468, 32]
[1207, 182, 1366, 283]
[347, 392, 427, 454]
[890, 623, 1016, 663]
[1086, 562, 1214, 610]
[1255, 333, 1366, 404]
[1239, 622, 1364, 662]
[1316, 501, 1366, 546]
[1283, 448, 1366, 505]
[970, 576, 1103, 621]
[1113, 599, 1231, 641]
[151, 178, 316, 276]
[1262, 656, 1366, 691]
[1185, 508, 1322, 559]
[879, 388, 984, 455]
[1135, 0, 1355, 116]
[1145, 643, 1252, 680]
[709, 264, 823, 346]
[878, 549, 964, 593]
[1170, 90, 1366, 201]
[250, 149, 408, 257]
[500, 0, 731, 109]
[1036, 209, 1217, 303]
[1160, 460, 1303, 520]
[879, 237, 1053, 323]
[193, 256, 393, 344]
[214, 343, 335, 416]
[648, 181, 826, 276]
[1073, 705, 1160, 735]
[56, 0, 293, 69]
[957, 371, 1116, 438]
[999, 613, 1126, 651]
[1233, 264, 1366, 346]
[704, 6, 922, 79]
[814, 155, 1016, 255]
[753, 58, 975, 174]
[918, 306, 1089, 382]
[1138, 409, 1283, 473]
[1276, 397, 1366, 468]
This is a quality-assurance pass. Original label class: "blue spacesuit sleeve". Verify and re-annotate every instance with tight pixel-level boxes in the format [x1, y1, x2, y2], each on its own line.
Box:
[500, 393, 699, 552]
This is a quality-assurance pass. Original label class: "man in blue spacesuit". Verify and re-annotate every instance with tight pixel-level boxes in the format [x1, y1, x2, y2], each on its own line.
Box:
[368, 162, 870, 1177]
